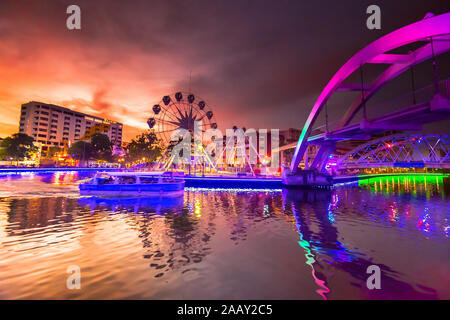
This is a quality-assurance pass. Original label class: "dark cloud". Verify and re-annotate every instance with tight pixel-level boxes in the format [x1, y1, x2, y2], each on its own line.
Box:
[0, 0, 448, 139]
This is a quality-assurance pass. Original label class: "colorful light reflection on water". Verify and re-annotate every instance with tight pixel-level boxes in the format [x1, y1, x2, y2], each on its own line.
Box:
[0, 172, 448, 299]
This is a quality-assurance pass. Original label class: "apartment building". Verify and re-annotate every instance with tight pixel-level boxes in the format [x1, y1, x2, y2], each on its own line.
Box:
[18, 101, 123, 147]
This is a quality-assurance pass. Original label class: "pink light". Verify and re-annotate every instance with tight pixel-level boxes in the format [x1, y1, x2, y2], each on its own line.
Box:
[290, 12, 450, 171]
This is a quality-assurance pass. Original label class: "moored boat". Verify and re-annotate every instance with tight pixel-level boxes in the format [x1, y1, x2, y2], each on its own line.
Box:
[79, 171, 185, 197]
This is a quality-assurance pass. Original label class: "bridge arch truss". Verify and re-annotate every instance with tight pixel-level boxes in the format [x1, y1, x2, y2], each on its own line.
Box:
[290, 12, 450, 172]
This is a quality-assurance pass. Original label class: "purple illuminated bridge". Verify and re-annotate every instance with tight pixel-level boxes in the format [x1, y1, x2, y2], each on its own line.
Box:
[284, 12, 450, 187]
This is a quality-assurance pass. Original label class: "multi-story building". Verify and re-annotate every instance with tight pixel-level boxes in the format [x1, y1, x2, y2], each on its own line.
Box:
[18, 101, 123, 148]
[279, 128, 301, 146]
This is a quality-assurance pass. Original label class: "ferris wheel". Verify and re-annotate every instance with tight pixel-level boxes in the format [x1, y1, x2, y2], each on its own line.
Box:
[147, 92, 217, 145]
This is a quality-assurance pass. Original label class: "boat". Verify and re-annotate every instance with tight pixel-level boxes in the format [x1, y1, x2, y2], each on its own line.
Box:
[79, 171, 185, 197]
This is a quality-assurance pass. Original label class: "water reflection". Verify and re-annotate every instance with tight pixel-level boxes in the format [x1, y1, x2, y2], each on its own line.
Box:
[3, 197, 81, 235]
[283, 186, 442, 299]
[0, 172, 448, 299]
[358, 175, 447, 199]
[78, 196, 184, 215]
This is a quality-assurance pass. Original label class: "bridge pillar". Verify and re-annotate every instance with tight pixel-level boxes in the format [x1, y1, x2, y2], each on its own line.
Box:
[282, 167, 333, 187]
[310, 142, 336, 173]
[283, 141, 335, 187]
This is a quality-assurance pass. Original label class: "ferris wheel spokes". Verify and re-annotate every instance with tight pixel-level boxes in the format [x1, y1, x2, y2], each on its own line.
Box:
[147, 91, 217, 145]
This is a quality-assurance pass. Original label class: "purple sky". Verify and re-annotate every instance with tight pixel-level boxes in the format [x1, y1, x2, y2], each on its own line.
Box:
[0, 0, 448, 140]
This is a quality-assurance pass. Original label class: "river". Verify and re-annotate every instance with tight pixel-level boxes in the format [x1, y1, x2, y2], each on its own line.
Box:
[0, 172, 448, 299]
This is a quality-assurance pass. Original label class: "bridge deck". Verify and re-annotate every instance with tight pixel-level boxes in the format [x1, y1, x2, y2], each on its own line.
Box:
[308, 98, 450, 143]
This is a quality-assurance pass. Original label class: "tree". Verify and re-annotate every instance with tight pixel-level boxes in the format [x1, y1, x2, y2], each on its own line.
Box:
[91, 133, 113, 161]
[68, 141, 95, 164]
[0, 139, 11, 160]
[0, 133, 37, 161]
[126, 130, 163, 162]
[43, 146, 63, 159]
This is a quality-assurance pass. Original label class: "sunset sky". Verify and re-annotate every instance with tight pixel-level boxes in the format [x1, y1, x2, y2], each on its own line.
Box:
[0, 0, 448, 141]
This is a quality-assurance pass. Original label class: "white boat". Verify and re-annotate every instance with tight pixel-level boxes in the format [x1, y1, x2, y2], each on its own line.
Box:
[79, 171, 185, 197]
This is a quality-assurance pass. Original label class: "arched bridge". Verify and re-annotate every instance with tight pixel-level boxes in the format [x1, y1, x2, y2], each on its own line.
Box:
[288, 12, 450, 182]
[337, 134, 450, 170]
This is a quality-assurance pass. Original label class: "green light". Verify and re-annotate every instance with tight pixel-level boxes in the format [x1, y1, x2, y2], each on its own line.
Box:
[357, 173, 448, 197]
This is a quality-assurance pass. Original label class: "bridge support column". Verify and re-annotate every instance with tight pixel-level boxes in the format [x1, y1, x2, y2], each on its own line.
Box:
[282, 167, 333, 187]
[310, 142, 336, 173]
[282, 141, 335, 187]
[304, 147, 309, 169]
